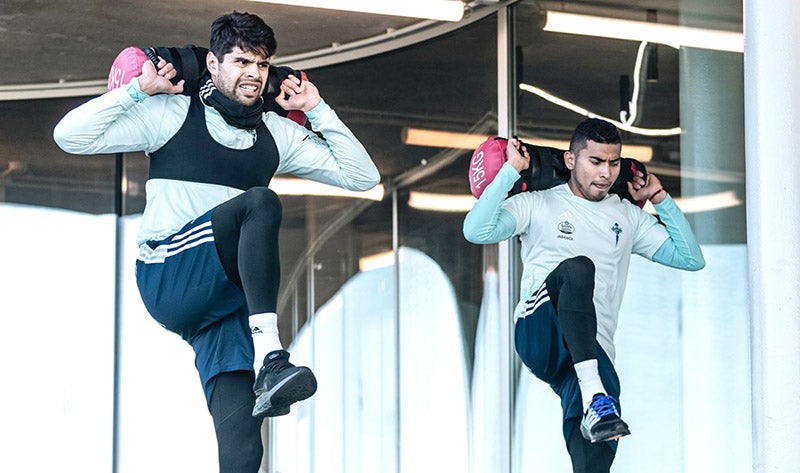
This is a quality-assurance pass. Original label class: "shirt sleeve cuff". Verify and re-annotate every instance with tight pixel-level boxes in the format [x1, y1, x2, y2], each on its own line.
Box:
[304, 99, 328, 121]
[125, 78, 149, 103]
[652, 193, 675, 211]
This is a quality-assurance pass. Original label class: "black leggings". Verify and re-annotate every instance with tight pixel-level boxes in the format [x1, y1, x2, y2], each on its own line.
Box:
[209, 370, 264, 472]
[212, 187, 283, 314]
[566, 417, 615, 473]
[545, 255, 598, 364]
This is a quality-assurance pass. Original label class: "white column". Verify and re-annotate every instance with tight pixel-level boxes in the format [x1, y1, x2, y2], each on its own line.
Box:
[744, 0, 800, 472]
[495, 7, 514, 473]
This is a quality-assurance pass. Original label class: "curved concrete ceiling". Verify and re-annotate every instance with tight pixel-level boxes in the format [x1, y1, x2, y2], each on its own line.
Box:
[0, 0, 508, 100]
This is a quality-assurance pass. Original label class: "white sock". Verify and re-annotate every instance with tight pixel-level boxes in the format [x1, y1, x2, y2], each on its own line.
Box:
[574, 359, 606, 411]
[249, 312, 282, 371]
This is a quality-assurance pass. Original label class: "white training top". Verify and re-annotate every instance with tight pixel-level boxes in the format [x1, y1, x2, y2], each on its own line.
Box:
[463, 163, 704, 361]
[502, 183, 667, 359]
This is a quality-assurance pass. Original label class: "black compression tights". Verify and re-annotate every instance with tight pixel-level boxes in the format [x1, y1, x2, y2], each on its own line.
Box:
[212, 187, 282, 314]
[566, 417, 615, 473]
[545, 256, 598, 363]
[209, 371, 264, 473]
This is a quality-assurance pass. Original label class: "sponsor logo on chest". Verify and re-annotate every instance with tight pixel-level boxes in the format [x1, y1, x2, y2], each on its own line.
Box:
[557, 211, 574, 240]
[553, 210, 624, 246]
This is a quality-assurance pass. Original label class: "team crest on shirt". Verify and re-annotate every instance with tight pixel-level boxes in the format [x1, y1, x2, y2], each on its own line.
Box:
[611, 222, 622, 246]
[557, 220, 574, 240]
[557, 210, 575, 240]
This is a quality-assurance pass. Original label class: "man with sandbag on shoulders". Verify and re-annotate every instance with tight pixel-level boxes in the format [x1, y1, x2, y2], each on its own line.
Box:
[54, 11, 380, 472]
[463, 118, 704, 473]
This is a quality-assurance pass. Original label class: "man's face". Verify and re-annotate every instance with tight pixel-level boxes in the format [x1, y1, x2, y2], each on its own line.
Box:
[207, 47, 270, 106]
[564, 140, 622, 201]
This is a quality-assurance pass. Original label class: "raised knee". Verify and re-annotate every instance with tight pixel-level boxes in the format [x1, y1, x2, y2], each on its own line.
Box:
[562, 256, 595, 282]
[243, 187, 282, 219]
[244, 186, 280, 207]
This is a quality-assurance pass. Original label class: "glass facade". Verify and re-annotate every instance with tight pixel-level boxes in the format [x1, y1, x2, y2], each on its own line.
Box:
[509, 2, 749, 472]
[269, 16, 498, 472]
[0, 1, 750, 472]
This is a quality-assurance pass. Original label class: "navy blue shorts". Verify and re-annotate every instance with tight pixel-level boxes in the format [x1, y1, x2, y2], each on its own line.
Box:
[514, 283, 621, 450]
[136, 209, 254, 405]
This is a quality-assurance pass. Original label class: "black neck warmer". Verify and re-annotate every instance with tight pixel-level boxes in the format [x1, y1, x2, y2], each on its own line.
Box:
[198, 76, 264, 130]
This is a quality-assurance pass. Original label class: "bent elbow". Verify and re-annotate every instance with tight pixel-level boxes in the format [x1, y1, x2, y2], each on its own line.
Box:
[687, 253, 706, 271]
[690, 257, 706, 271]
[344, 164, 380, 192]
[52, 123, 70, 152]
[462, 218, 482, 244]
[365, 173, 381, 190]
[52, 121, 86, 154]
[463, 229, 476, 244]
[365, 166, 381, 189]
[346, 174, 381, 192]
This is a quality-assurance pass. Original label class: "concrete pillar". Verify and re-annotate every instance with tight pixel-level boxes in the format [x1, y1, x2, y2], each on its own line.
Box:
[744, 0, 800, 471]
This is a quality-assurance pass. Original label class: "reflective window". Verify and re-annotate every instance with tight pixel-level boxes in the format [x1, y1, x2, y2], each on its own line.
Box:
[510, 2, 748, 472]
[1, 1, 749, 471]
[0, 98, 117, 471]
[269, 14, 498, 473]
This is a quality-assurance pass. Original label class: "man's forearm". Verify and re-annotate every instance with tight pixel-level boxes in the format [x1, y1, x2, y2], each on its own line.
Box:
[652, 195, 706, 270]
[463, 163, 519, 244]
[271, 101, 380, 191]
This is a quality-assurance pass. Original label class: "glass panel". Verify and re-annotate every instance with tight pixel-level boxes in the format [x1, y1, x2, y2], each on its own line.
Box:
[272, 196, 393, 473]
[0, 98, 118, 213]
[510, 1, 747, 472]
[117, 215, 218, 471]
[270, 13, 498, 473]
[120, 152, 148, 216]
[0, 96, 219, 471]
[0, 98, 117, 471]
[392, 14, 498, 473]
[677, 2, 749, 471]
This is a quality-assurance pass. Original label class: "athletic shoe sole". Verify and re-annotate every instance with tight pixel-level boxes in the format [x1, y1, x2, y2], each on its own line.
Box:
[252, 367, 317, 418]
[580, 420, 631, 443]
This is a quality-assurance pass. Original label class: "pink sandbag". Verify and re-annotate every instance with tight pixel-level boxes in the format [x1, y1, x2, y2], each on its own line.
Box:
[107, 47, 149, 91]
[469, 136, 518, 198]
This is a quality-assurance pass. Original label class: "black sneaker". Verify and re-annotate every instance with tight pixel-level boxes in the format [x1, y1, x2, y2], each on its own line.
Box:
[252, 350, 317, 418]
[579, 394, 631, 443]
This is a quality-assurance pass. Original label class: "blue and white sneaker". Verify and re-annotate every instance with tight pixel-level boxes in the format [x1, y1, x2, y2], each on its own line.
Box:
[580, 394, 630, 443]
[252, 350, 317, 418]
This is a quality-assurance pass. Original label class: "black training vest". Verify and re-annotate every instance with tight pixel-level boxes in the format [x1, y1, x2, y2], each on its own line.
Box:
[148, 94, 280, 190]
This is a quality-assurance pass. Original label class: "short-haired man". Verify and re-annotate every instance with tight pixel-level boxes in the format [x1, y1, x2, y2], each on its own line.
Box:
[54, 11, 380, 472]
[463, 118, 704, 472]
